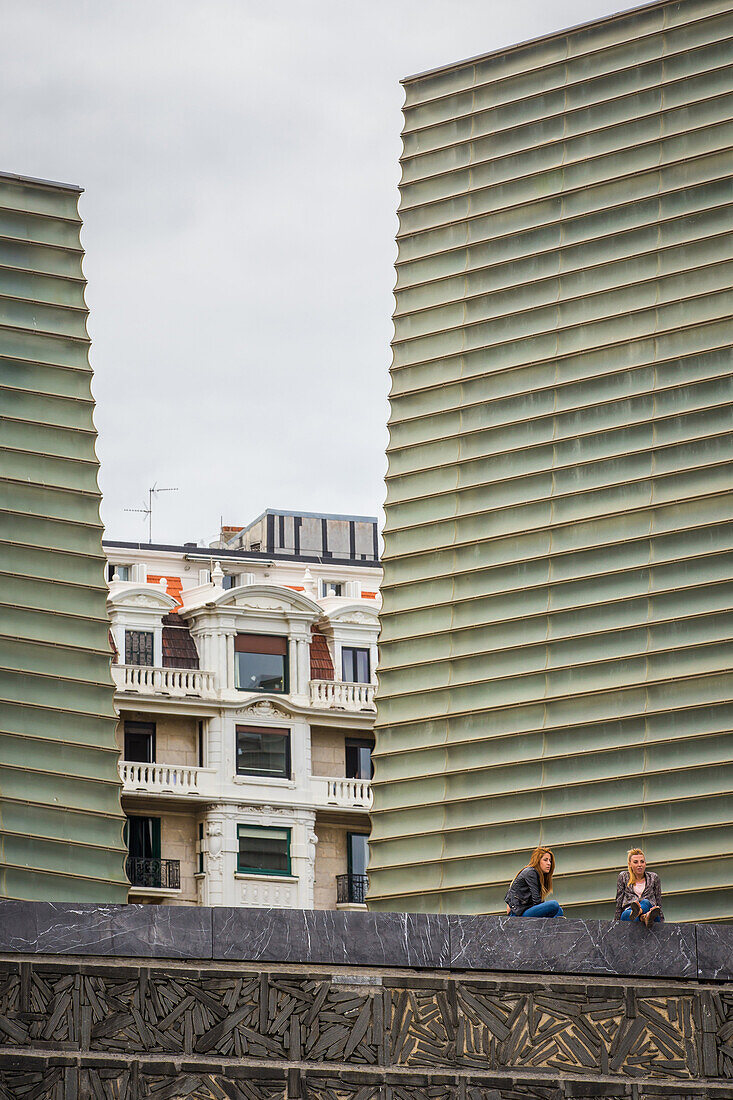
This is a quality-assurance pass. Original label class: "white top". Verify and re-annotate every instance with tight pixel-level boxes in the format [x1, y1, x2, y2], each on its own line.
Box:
[633, 879, 646, 897]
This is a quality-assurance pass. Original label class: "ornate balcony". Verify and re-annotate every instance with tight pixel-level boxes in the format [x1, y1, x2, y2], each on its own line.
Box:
[119, 760, 217, 799]
[336, 873, 369, 905]
[313, 776, 373, 811]
[126, 856, 180, 892]
[309, 680, 376, 712]
[112, 664, 217, 699]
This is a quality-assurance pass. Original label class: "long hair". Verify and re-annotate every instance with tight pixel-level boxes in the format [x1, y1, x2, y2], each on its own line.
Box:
[627, 847, 645, 885]
[527, 846, 555, 899]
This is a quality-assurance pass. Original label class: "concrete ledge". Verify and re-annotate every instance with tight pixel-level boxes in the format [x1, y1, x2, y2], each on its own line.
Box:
[0, 901, 729, 980]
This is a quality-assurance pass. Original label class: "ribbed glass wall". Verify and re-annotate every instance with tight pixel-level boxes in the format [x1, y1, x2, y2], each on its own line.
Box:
[370, 0, 733, 920]
[0, 171, 128, 901]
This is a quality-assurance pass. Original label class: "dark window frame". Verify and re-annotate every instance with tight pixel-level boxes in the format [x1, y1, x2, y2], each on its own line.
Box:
[125, 629, 154, 667]
[342, 646, 370, 684]
[347, 831, 370, 877]
[235, 633, 289, 694]
[236, 725, 291, 780]
[125, 815, 161, 859]
[124, 721, 156, 763]
[345, 738, 374, 780]
[237, 823, 292, 877]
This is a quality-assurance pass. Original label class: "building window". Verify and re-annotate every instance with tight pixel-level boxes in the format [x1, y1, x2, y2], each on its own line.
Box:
[348, 832, 369, 878]
[237, 824, 291, 876]
[236, 725, 290, 779]
[235, 634, 288, 693]
[321, 580, 343, 597]
[198, 822, 204, 874]
[342, 646, 370, 683]
[345, 739, 373, 780]
[124, 721, 156, 763]
[107, 563, 130, 581]
[126, 815, 160, 860]
[125, 629, 154, 666]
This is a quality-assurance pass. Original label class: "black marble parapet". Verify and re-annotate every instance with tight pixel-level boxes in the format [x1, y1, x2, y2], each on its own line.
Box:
[0, 901, 730, 981]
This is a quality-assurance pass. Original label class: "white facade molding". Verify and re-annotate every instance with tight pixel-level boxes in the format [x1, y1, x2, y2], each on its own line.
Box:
[106, 536, 381, 910]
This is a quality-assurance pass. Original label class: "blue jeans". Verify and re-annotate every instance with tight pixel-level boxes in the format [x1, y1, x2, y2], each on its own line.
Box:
[510, 900, 563, 918]
[621, 898, 659, 922]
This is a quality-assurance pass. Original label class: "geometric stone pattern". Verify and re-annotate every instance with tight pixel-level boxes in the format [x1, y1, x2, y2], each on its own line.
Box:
[1, 959, 733, 1099]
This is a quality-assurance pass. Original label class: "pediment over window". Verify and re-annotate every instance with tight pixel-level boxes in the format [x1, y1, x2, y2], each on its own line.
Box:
[323, 603, 380, 627]
[107, 585, 179, 613]
[209, 585, 322, 616]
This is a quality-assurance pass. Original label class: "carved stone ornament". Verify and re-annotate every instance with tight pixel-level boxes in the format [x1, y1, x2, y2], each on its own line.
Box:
[241, 804, 289, 817]
[238, 700, 289, 718]
[206, 820, 223, 861]
[129, 595, 164, 608]
[237, 598, 287, 611]
[340, 611, 375, 624]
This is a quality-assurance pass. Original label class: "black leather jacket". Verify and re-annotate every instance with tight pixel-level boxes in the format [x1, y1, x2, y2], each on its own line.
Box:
[505, 866, 543, 915]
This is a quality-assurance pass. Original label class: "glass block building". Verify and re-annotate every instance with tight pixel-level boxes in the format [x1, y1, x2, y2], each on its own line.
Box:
[0, 171, 128, 901]
[369, 0, 733, 920]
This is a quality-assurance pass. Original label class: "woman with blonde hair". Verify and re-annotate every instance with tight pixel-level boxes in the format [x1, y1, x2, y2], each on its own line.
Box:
[614, 848, 663, 927]
[505, 846, 564, 918]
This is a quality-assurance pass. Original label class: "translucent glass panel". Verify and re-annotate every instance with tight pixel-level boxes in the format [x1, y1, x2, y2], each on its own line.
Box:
[370, 3, 733, 918]
[0, 173, 127, 902]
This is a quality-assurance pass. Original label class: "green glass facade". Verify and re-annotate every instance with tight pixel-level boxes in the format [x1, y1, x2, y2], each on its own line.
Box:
[370, 0, 733, 920]
[0, 171, 127, 901]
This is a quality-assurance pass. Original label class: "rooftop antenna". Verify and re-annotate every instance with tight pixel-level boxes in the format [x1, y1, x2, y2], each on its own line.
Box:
[125, 483, 178, 543]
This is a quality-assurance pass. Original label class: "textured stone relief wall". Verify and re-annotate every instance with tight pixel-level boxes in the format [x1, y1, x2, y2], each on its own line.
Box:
[0, 903, 731, 1098]
[0, 958, 732, 1098]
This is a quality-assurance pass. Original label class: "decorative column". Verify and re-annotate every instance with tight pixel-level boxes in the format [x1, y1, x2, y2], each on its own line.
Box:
[206, 713, 225, 774]
[225, 630, 236, 691]
[201, 806, 227, 907]
[290, 812, 317, 909]
[290, 628, 311, 701]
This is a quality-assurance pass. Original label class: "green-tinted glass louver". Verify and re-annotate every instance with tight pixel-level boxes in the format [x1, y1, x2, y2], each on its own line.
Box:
[370, 0, 733, 921]
[0, 170, 127, 902]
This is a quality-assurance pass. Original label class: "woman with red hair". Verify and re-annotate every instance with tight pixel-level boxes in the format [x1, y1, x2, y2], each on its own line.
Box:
[505, 847, 564, 918]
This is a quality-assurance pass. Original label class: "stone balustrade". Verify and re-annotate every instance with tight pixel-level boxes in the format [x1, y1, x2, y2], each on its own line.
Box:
[309, 679, 376, 711]
[118, 760, 217, 798]
[112, 664, 216, 698]
[313, 775, 373, 810]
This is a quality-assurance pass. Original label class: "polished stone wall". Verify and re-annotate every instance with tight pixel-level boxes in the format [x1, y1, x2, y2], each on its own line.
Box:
[0, 904, 732, 1098]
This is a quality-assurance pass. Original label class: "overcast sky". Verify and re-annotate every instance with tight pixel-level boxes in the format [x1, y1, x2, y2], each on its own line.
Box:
[3, 0, 625, 545]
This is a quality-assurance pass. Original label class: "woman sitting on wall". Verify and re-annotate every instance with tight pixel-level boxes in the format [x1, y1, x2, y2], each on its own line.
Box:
[505, 847, 564, 918]
[614, 848, 663, 927]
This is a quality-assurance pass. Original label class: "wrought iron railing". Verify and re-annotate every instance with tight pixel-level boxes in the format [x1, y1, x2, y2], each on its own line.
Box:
[125, 856, 180, 891]
[336, 873, 369, 905]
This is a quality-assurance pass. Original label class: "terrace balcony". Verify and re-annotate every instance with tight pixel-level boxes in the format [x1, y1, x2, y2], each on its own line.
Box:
[125, 856, 181, 897]
[118, 760, 217, 800]
[309, 680, 376, 712]
[112, 664, 217, 701]
[312, 776, 373, 811]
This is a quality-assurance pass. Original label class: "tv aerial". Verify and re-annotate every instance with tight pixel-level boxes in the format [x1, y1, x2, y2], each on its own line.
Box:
[125, 484, 178, 543]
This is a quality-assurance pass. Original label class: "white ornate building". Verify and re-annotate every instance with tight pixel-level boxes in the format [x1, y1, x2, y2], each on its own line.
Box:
[104, 510, 380, 910]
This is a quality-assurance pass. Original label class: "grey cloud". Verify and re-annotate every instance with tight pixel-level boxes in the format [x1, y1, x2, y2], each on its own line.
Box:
[2, 0, 616, 544]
